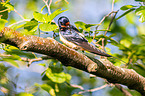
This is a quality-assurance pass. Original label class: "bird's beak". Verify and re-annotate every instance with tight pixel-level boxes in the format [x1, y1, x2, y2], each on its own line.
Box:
[65, 22, 70, 26]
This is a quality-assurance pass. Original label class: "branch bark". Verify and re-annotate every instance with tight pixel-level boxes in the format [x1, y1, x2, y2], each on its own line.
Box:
[0, 27, 145, 95]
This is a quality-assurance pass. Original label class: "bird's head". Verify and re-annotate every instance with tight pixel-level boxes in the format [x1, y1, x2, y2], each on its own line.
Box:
[58, 16, 70, 28]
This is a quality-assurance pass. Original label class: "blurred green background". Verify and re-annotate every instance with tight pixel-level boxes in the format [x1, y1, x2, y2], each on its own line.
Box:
[0, 0, 145, 96]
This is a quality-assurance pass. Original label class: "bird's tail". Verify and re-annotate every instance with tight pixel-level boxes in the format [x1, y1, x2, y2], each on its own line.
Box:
[80, 42, 112, 57]
[80, 42, 127, 64]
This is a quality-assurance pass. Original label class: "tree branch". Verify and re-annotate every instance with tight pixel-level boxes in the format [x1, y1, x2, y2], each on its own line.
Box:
[0, 27, 145, 95]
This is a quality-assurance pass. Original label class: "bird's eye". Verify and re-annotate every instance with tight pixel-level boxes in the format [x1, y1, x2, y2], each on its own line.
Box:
[60, 22, 64, 25]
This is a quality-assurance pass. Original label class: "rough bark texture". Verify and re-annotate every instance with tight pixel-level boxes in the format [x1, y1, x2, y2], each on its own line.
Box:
[0, 27, 145, 95]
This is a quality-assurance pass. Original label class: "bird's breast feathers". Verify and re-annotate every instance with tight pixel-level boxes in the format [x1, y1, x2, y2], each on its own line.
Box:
[59, 32, 82, 50]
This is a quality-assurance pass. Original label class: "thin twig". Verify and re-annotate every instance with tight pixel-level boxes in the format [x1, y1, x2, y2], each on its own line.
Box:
[78, 84, 108, 94]
[8, 19, 30, 27]
[43, 0, 57, 25]
[96, 11, 118, 30]
[92, 11, 118, 46]
[92, 41, 102, 47]
[43, 0, 52, 15]
[115, 84, 133, 96]
[102, 10, 118, 51]
[70, 84, 84, 90]
[104, 11, 118, 36]
[0, 9, 9, 13]
[21, 56, 53, 66]
[111, 0, 115, 16]
[14, 9, 25, 20]
[0, 53, 12, 57]
[101, 0, 118, 52]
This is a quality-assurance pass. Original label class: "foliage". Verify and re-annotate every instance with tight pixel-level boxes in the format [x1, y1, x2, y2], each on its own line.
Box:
[0, 0, 144, 96]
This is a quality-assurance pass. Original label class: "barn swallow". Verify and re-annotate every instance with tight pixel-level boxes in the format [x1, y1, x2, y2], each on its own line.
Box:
[58, 16, 112, 57]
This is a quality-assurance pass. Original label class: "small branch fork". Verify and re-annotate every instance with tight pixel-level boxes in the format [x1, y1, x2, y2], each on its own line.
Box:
[42, 0, 56, 24]
[92, 10, 118, 48]
[78, 84, 108, 94]
[21, 56, 53, 66]
[43, 0, 52, 15]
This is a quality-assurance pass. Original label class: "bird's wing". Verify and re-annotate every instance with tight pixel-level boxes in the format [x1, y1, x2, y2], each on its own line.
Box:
[62, 30, 111, 57]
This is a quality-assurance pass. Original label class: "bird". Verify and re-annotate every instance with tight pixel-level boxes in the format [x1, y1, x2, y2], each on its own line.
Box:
[58, 16, 112, 57]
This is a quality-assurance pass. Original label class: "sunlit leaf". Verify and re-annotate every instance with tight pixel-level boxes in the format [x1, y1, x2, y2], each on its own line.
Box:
[126, 13, 136, 24]
[85, 36, 93, 43]
[4, 45, 35, 59]
[35, 83, 56, 96]
[72, 94, 83, 96]
[137, 24, 145, 35]
[116, 8, 135, 20]
[5, 0, 11, 3]
[0, 3, 8, 19]
[33, 9, 67, 23]
[85, 24, 98, 28]
[1, 54, 21, 60]
[135, 6, 145, 23]
[45, 68, 71, 83]
[49, 8, 67, 21]
[33, 11, 49, 23]
[39, 23, 58, 32]
[24, 19, 38, 33]
[16, 92, 34, 96]
[2, 2, 14, 11]
[2, 58, 19, 68]
[120, 39, 131, 48]
[95, 34, 118, 45]
[55, 84, 59, 92]
[120, 5, 136, 10]
[0, 19, 8, 31]
[41, 5, 46, 13]
[109, 33, 117, 37]
[135, 0, 145, 2]
[75, 21, 97, 32]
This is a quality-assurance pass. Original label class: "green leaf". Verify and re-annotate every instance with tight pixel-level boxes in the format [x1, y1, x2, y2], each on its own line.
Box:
[45, 68, 71, 83]
[75, 21, 97, 32]
[0, 3, 8, 19]
[35, 84, 56, 96]
[95, 35, 118, 45]
[65, 73, 71, 82]
[72, 94, 83, 96]
[120, 39, 131, 48]
[4, 45, 35, 59]
[2, 58, 19, 68]
[5, 0, 11, 3]
[109, 33, 117, 37]
[116, 8, 135, 20]
[24, 19, 38, 33]
[120, 5, 136, 10]
[0, 19, 8, 31]
[126, 13, 136, 24]
[85, 36, 93, 43]
[39, 23, 58, 32]
[135, 0, 145, 2]
[49, 8, 67, 21]
[16, 92, 34, 96]
[1, 54, 21, 60]
[33, 9, 67, 23]
[135, 6, 145, 23]
[85, 24, 98, 28]
[41, 5, 46, 13]
[2, 2, 14, 11]
[33, 11, 49, 23]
